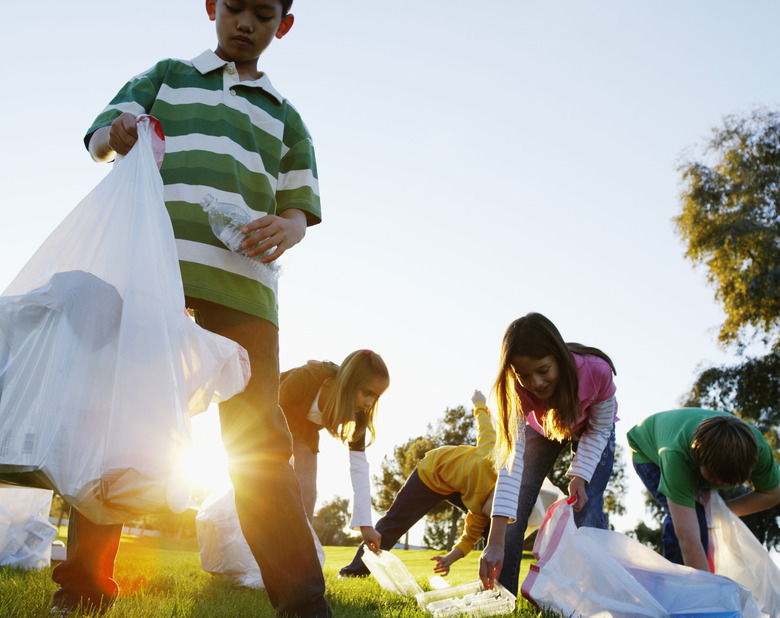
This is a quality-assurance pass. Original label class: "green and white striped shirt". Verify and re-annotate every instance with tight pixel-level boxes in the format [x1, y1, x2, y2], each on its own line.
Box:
[86, 50, 321, 325]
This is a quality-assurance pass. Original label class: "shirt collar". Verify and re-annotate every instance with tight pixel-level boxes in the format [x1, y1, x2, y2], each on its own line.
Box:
[191, 50, 284, 105]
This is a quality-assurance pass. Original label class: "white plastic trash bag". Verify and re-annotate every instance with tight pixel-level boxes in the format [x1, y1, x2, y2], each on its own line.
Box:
[0, 116, 250, 525]
[704, 490, 780, 617]
[0, 486, 57, 570]
[525, 477, 564, 537]
[196, 483, 325, 588]
[521, 497, 762, 618]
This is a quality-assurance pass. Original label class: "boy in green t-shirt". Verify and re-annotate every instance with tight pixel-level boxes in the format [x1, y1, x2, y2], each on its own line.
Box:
[51, 2, 332, 617]
[627, 408, 780, 572]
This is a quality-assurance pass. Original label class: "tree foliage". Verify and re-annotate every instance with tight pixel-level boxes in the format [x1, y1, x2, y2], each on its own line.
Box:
[675, 106, 780, 347]
[675, 106, 780, 551]
[311, 496, 362, 546]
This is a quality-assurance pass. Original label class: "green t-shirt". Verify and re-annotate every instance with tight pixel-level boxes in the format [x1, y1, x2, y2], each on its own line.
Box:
[627, 408, 779, 507]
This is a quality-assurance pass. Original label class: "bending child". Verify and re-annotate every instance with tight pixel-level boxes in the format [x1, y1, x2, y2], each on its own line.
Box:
[55, 2, 332, 616]
[280, 350, 389, 551]
[479, 312, 617, 596]
[339, 390, 496, 578]
[627, 408, 780, 571]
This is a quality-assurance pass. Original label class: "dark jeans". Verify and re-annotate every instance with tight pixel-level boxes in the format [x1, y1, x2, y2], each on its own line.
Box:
[633, 461, 708, 564]
[499, 424, 615, 596]
[339, 470, 467, 576]
[53, 298, 331, 617]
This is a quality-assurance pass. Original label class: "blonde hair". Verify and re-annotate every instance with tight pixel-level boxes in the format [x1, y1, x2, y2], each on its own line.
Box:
[321, 350, 388, 446]
[492, 313, 615, 469]
[690, 414, 758, 485]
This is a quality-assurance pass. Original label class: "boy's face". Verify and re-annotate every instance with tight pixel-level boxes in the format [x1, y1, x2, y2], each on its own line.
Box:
[206, 0, 293, 68]
[699, 466, 728, 488]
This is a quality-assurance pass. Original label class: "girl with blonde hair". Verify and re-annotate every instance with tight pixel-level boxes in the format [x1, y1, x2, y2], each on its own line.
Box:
[280, 349, 389, 550]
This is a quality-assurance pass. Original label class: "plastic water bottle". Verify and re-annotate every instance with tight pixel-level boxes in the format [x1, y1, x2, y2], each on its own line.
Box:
[199, 194, 284, 280]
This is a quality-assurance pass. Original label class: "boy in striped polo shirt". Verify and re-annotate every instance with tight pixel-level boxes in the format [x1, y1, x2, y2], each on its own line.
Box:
[51, 2, 331, 616]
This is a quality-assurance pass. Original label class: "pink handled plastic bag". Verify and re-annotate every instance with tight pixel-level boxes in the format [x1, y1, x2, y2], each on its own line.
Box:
[704, 490, 780, 617]
[521, 497, 762, 617]
[0, 116, 250, 524]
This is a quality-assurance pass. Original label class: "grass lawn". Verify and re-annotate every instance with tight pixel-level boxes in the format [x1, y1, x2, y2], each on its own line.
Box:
[0, 532, 559, 617]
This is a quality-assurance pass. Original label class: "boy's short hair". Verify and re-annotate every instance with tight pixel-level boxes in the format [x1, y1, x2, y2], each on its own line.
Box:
[690, 414, 758, 485]
[282, 0, 293, 16]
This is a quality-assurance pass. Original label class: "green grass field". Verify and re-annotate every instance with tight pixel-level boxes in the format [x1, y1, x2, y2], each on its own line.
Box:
[0, 532, 560, 617]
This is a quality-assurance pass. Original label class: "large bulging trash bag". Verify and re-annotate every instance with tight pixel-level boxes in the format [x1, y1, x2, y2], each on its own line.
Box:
[0, 116, 250, 525]
[196, 483, 325, 588]
[521, 497, 763, 617]
[0, 486, 58, 570]
[704, 490, 780, 617]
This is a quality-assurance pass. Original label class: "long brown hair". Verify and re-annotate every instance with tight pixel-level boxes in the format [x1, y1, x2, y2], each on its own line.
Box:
[321, 350, 389, 446]
[493, 313, 615, 467]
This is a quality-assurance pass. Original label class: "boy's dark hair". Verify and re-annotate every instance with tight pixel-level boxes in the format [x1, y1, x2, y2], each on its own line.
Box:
[690, 414, 758, 485]
[282, 0, 293, 16]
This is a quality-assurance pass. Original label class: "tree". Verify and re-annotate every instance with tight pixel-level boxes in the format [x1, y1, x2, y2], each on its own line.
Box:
[674, 106, 780, 550]
[311, 496, 362, 546]
[372, 405, 476, 549]
[675, 106, 780, 348]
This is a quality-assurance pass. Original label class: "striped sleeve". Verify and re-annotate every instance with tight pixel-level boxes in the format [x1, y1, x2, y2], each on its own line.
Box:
[567, 396, 615, 482]
[491, 419, 526, 521]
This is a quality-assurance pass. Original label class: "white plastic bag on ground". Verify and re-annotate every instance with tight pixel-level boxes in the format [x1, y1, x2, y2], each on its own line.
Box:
[0, 486, 57, 569]
[196, 483, 325, 588]
[704, 490, 780, 616]
[0, 116, 250, 525]
[521, 497, 762, 617]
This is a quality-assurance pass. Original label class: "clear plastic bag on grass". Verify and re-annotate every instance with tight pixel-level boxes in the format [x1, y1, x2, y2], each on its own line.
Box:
[522, 497, 762, 617]
[704, 490, 780, 617]
[361, 546, 424, 597]
[0, 486, 57, 569]
[0, 116, 250, 525]
[196, 482, 324, 588]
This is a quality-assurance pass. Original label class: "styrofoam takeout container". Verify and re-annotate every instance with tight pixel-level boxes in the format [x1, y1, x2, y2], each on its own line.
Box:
[415, 581, 517, 617]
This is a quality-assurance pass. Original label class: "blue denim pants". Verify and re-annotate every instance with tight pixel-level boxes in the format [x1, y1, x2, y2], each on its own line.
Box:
[498, 424, 615, 596]
[633, 461, 708, 564]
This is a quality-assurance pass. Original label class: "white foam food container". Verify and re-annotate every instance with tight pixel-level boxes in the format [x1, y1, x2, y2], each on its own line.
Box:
[415, 581, 517, 617]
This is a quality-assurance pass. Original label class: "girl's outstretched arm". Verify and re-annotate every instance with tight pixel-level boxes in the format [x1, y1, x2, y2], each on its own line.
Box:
[431, 547, 464, 575]
[479, 516, 508, 589]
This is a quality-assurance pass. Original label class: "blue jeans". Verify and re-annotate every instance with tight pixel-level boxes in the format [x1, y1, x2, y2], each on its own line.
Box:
[633, 461, 708, 564]
[339, 469, 465, 576]
[498, 424, 615, 596]
[53, 299, 331, 617]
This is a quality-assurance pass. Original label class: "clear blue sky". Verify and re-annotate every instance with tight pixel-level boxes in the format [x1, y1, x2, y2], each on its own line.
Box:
[1, 1, 779, 538]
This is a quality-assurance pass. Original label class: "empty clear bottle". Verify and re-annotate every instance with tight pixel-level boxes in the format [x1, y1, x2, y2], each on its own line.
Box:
[199, 194, 284, 280]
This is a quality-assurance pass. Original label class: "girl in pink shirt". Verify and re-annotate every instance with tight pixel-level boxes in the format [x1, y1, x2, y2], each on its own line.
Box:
[479, 312, 617, 596]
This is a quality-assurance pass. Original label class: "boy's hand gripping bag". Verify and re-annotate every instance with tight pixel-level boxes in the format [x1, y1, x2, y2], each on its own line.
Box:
[521, 497, 763, 617]
[0, 116, 250, 525]
[703, 490, 780, 617]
